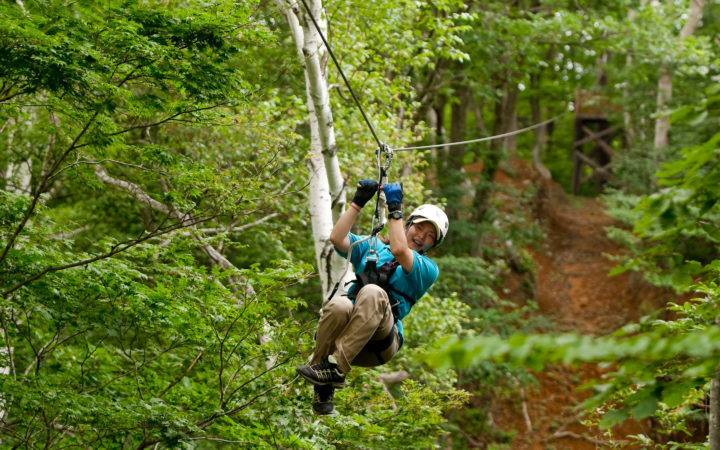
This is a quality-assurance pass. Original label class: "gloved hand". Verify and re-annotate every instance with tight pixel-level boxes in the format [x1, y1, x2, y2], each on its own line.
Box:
[382, 183, 403, 212]
[351, 180, 378, 208]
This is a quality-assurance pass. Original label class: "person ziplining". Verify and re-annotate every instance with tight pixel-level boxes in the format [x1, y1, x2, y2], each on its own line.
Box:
[296, 180, 449, 414]
[294, 0, 564, 415]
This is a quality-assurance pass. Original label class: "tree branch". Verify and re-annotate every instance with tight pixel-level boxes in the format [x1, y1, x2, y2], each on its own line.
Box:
[93, 165, 172, 215]
[86, 340, 182, 395]
[48, 225, 91, 240]
[0, 110, 100, 266]
[197, 370, 299, 430]
[24, 327, 64, 376]
[180, 213, 280, 235]
[1, 216, 215, 298]
[75, 103, 228, 149]
[545, 430, 619, 446]
[158, 351, 203, 398]
[188, 437, 262, 444]
[50, 159, 167, 181]
[223, 355, 293, 408]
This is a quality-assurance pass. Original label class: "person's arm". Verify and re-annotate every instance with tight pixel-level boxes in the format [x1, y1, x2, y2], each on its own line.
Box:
[330, 180, 378, 255]
[388, 213, 413, 272]
[383, 183, 414, 272]
[329, 206, 361, 254]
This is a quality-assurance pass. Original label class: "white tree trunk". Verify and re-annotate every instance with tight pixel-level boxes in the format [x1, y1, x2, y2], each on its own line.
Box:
[654, 0, 706, 149]
[299, 0, 346, 222]
[654, 69, 672, 149]
[710, 371, 720, 450]
[680, 0, 705, 39]
[279, 1, 351, 300]
[708, 371, 720, 450]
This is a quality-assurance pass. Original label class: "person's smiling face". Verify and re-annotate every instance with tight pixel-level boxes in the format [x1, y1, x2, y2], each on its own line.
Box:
[406, 221, 437, 253]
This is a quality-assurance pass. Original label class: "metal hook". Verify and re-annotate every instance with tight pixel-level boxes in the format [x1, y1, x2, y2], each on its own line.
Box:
[376, 143, 393, 172]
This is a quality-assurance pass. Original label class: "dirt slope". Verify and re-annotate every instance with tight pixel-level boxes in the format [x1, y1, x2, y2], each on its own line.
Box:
[485, 161, 671, 449]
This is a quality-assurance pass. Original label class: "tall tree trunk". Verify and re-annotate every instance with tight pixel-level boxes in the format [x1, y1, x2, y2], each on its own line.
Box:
[711, 370, 720, 450]
[654, 0, 706, 149]
[279, 0, 349, 299]
[297, 0, 345, 222]
[624, 8, 638, 147]
[445, 84, 472, 219]
[529, 74, 551, 180]
[499, 83, 519, 156]
[654, 68, 672, 149]
[432, 94, 447, 173]
[473, 81, 517, 224]
[448, 84, 471, 172]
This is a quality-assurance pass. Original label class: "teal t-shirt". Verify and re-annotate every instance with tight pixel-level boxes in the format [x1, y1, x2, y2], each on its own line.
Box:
[334, 232, 439, 341]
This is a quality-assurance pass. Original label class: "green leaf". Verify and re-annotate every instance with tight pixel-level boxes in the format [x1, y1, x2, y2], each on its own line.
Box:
[631, 394, 658, 420]
[661, 381, 694, 408]
[599, 409, 628, 429]
[700, 223, 720, 243]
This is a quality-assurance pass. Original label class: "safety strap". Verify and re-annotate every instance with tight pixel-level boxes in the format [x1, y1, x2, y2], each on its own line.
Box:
[361, 325, 399, 364]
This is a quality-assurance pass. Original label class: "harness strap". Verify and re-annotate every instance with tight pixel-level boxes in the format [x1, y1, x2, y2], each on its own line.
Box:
[361, 325, 399, 364]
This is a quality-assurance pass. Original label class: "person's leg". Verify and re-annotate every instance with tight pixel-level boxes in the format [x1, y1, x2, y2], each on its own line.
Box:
[350, 328, 401, 367]
[303, 297, 353, 414]
[332, 284, 394, 373]
[297, 285, 393, 386]
[312, 385, 335, 415]
[310, 297, 353, 365]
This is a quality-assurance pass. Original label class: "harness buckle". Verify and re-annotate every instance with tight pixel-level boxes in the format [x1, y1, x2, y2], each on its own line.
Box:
[365, 250, 379, 264]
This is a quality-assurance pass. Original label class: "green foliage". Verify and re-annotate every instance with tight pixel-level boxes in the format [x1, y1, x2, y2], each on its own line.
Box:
[3, 0, 720, 446]
[430, 75, 720, 444]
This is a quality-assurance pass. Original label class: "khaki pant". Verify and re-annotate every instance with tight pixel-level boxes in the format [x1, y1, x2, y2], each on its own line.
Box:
[311, 284, 401, 374]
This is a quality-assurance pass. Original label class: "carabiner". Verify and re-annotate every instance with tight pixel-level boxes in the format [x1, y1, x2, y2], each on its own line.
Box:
[375, 143, 393, 172]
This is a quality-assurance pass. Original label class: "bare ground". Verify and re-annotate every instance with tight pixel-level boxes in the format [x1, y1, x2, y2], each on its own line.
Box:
[473, 160, 673, 449]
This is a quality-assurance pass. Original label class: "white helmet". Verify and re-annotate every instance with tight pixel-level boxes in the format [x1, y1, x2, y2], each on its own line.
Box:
[407, 204, 449, 247]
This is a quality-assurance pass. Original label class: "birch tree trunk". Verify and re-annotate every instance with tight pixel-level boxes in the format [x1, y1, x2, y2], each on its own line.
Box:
[654, 0, 706, 149]
[710, 371, 720, 450]
[654, 68, 672, 149]
[529, 74, 551, 180]
[624, 6, 641, 147]
[279, 0, 350, 300]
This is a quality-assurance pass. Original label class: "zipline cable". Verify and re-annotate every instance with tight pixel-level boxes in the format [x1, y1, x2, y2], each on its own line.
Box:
[394, 112, 567, 152]
[298, 0, 383, 149]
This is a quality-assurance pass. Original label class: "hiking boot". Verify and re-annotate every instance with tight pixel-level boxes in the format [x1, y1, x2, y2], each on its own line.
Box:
[296, 357, 346, 388]
[312, 385, 335, 415]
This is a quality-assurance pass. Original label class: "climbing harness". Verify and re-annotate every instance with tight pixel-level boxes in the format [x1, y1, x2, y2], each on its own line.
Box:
[347, 259, 415, 323]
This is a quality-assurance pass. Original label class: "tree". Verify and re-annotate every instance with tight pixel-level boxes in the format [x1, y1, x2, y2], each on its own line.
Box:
[0, 1, 313, 446]
[429, 78, 720, 446]
[275, 0, 350, 301]
[653, 0, 707, 150]
[0, 0, 472, 446]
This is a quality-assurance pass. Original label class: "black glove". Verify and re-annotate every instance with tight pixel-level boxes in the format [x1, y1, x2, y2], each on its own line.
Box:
[352, 180, 378, 208]
[382, 182, 403, 212]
